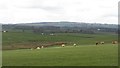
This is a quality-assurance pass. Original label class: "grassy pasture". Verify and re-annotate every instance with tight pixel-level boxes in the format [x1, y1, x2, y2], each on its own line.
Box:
[2, 32, 118, 66]
[2, 32, 118, 50]
[3, 44, 118, 66]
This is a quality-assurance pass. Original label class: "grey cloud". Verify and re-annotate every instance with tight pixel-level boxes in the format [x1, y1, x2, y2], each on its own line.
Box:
[18, 5, 64, 14]
[12, 0, 64, 13]
[17, 3, 64, 14]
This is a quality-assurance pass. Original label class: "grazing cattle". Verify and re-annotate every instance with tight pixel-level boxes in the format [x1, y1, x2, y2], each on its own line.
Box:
[41, 33, 44, 35]
[112, 41, 118, 44]
[61, 44, 65, 47]
[2, 30, 8, 33]
[30, 42, 67, 49]
[100, 41, 104, 44]
[96, 41, 105, 45]
[36, 47, 40, 49]
[73, 43, 76, 46]
[96, 42, 99, 45]
[50, 34, 54, 36]
[41, 46, 44, 48]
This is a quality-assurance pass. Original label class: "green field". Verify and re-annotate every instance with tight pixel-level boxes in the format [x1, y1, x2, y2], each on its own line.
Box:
[2, 32, 118, 46]
[2, 32, 118, 66]
[3, 45, 118, 66]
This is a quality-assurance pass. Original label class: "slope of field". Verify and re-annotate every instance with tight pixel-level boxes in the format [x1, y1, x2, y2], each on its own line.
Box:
[2, 32, 118, 50]
[3, 44, 118, 66]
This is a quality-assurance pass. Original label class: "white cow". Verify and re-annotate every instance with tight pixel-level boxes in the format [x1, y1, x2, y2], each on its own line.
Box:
[100, 41, 104, 44]
[73, 43, 76, 46]
[36, 47, 40, 49]
[41, 46, 44, 48]
[61, 44, 65, 47]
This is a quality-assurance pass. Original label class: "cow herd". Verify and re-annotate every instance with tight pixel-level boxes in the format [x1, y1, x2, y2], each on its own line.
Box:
[31, 40, 118, 50]
[95, 40, 118, 45]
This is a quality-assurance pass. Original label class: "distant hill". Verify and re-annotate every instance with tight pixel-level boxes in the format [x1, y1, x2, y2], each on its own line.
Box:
[6, 22, 117, 28]
[2, 22, 118, 34]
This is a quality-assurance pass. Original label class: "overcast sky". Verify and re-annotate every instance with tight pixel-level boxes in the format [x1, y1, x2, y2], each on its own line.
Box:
[0, 0, 119, 24]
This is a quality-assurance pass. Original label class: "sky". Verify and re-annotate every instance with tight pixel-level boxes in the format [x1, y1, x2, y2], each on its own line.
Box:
[0, 0, 119, 24]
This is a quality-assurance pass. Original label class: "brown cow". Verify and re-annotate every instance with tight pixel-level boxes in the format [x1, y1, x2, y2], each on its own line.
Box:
[96, 41, 104, 45]
[96, 42, 99, 45]
[112, 41, 118, 44]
